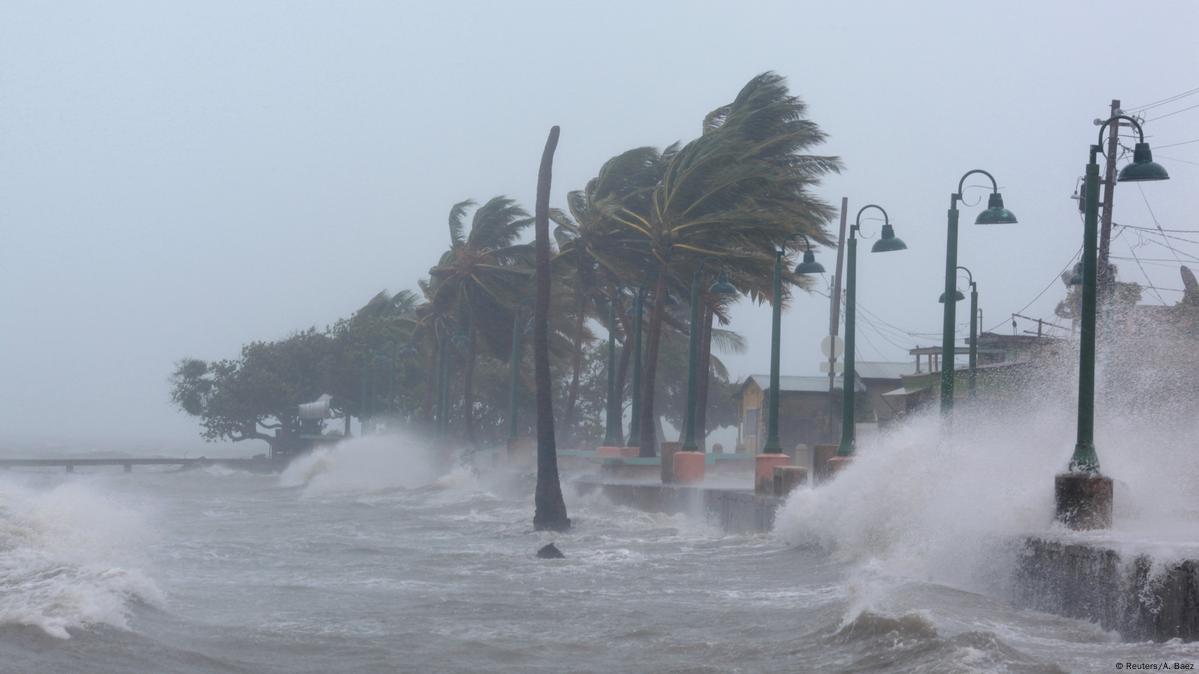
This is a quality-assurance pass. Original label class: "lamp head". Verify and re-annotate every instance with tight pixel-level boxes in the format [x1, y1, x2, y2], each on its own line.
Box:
[1117, 143, 1170, 182]
[871, 224, 908, 253]
[975, 192, 1018, 225]
[707, 270, 738, 296]
[939, 289, 966, 303]
[794, 249, 826, 274]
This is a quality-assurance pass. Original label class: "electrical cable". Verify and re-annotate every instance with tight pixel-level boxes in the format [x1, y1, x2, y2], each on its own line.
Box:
[1125, 86, 1199, 113]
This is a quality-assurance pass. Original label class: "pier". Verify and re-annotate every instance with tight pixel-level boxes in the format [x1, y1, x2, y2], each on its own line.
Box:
[0, 457, 276, 473]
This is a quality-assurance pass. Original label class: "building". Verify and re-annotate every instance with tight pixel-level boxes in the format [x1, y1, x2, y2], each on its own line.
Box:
[736, 361, 918, 454]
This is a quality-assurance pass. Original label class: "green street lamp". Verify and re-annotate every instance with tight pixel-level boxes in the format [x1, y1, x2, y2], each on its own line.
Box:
[939, 266, 979, 399]
[602, 290, 625, 447]
[762, 237, 825, 454]
[838, 205, 908, 457]
[680, 265, 738, 452]
[1057, 115, 1167, 529]
[940, 170, 1016, 414]
[506, 313, 529, 441]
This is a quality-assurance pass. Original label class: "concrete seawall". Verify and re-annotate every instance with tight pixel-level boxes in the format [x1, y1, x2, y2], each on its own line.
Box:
[1016, 537, 1199, 642]
[575, 474, 1199, 642]
[574, 478, 780, 534]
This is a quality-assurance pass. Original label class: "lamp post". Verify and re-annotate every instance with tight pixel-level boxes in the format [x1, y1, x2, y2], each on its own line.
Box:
[626, 289, 645, 448]
[836, 205, 908, 458]
[680, 265, 738, 452]
[940, 171, 1016, 414]
[1056, 115, 1168, 530]
[761, 238, 826, 454]
[939, 266, 978, 399]
[602, 289, 624, 447]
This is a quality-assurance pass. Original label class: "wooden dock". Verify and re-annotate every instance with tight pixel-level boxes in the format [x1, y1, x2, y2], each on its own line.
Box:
[0, 457, 277, 473]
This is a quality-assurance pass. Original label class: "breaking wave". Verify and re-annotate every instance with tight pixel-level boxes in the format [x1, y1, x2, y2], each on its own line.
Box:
[278, 434, 444, 495]
[0, 476, 162, 638]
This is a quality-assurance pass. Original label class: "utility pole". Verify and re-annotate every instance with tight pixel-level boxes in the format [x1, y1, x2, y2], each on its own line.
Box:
[1097, 99, 1121, 296]
[827, 197, 848, 442]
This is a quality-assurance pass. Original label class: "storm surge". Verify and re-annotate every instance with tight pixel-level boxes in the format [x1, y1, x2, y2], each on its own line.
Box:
[278, 434, 446, 495]
[773, 352, 1199, 602]
[0, 476, 162, 638]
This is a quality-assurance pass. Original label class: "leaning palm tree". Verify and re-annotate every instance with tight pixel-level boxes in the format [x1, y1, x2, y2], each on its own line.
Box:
[549, 146, 670, 445]
[606, 72, 843, 456]
[533, 126, 570, 532]
[426, 197, 533, 446]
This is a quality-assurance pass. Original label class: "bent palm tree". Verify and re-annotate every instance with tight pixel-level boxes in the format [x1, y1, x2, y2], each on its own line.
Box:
[427, 197, 533, 447]
[606, 72, 843, 456]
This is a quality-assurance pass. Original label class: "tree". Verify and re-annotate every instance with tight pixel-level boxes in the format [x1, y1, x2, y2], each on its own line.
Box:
[170, 329, 336, 455]
[606, 72, 842, 456]
[550, 147, 671, 445]
[426, 197, 533, 446]
[533, 126, 570, 532]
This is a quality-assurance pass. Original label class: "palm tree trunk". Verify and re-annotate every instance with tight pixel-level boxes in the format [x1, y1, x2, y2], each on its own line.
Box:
[696, 302, 714, 452]
[637, 267, 669, 457]
[562, 292, 587, 446]
[615, 316, 633, 437]
[463, 325, 477, 447]
[533, 126, 570, 532]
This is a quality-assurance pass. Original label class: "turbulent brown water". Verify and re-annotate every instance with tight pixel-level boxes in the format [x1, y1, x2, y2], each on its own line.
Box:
[3, 428, 1199, 673]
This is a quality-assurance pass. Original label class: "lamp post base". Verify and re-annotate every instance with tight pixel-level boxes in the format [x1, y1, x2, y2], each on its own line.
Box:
[754, 453, 791, 494]
[673, 451, 705, 485]
[1054, 472, 1113, 530]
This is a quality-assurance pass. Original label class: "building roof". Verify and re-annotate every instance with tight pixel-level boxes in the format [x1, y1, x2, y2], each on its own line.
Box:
[854, 361, 920, 380]
[741, 374, 866, 395]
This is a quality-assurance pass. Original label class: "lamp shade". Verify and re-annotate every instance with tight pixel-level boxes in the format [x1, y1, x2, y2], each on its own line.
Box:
[939, 289, 966, 303]
[707, 271, 738, 296]
[871, 224, 908, 253]
[975, 192, 1018, 225]
[794, 249, 826, 274]
[1117, 143, 1170, 182]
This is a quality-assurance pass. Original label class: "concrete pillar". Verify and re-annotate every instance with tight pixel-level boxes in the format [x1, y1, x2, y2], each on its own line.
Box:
[1055, 472, 1112, 530]
[813, 444, 838, 482]
[773, 465, 808, 497]
[825, 456, 853, 476]
[754, 453, 791, 494]
[673, 451, 705, 484]
[659, 441, 681, 483]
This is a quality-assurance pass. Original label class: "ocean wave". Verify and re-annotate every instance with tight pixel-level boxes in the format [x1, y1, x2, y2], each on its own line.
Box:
[0, 477, 162, 638]
[278, 434, 446, 495]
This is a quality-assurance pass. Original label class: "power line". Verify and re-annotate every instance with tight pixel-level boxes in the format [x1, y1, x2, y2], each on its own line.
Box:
[1121, 236, 1167, 304]
[1156, 138, 1199, 149]
[985, 246, 1082, 333]
[1147, 101, 1199, 122]
[1126, 86, 1199, 113]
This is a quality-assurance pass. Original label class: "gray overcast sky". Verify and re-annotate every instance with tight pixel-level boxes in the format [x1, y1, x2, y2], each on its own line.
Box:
[1, 1, 1197, 452]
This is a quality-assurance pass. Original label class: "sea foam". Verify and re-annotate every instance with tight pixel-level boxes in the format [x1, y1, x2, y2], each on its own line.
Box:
[0, 476, 162, 638]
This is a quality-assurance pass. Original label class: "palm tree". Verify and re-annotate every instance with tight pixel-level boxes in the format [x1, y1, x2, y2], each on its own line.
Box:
[533, 126, 570, 532]
[550, 147, 671, 446]
[605, 72, 843, 456]
[426, 197, 533, 446]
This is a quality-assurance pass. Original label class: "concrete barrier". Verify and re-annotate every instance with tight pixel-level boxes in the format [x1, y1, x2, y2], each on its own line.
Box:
[754, 453, 791, 494]
[674, 451, 705, 484]
[659, 441, 681, 483]
[772, 466, 807, 497]
[573, 478, 782, 534]
[1017, 537, 1199, 641]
